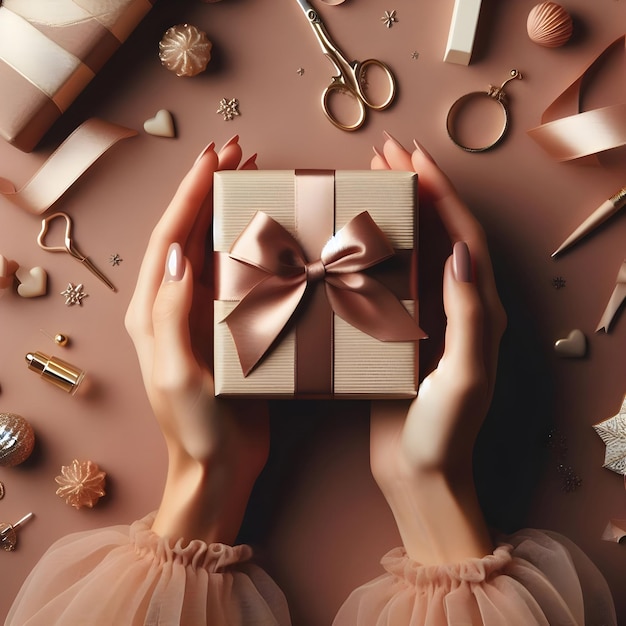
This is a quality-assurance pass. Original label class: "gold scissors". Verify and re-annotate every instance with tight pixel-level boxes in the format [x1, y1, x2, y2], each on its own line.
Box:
[37, 212, 116, 292]
[295, 0, 396, 131]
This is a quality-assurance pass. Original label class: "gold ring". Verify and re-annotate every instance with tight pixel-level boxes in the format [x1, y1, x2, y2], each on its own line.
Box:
[446, 69, 522, 153]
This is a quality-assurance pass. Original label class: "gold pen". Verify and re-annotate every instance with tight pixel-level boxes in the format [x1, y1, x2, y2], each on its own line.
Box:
[552, 187, 626, 258]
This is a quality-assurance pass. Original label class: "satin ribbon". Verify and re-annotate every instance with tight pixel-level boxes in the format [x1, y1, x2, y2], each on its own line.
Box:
[528, 35, 626, 161]
[596, 260, 626, 332]
[224, 210, 425, 376]
[0, 118, 137, 214]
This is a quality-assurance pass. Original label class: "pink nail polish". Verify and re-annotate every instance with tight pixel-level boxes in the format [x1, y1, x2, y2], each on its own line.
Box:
[165, 243, 184, 282]
[218, 134, 239, 152]
[240, 153, 258, 169]
[193, 142, 215, 166]
[412, 139, 436, 163]
[382, 130, 403, 148]
[453, 241, 472, 282]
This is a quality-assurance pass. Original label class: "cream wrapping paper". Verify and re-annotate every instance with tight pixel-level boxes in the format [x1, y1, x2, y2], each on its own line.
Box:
[0, 0, 153, 152]
[213, 170, 421, 399]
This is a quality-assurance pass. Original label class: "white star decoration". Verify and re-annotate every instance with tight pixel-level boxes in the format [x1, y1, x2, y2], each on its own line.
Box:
[216, 98, 240, 121]
[381, 10, 397, 28]
[593, 395, 626, 475]
[60, 283, 88, 306]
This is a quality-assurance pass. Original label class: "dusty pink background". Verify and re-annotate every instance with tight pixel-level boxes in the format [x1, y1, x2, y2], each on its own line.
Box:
[1, 0, 626, 623]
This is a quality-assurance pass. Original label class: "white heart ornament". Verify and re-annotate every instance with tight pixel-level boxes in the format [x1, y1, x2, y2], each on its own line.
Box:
[16, 266, 48, 298]
[554, 329, 587, 358]
[143, 109, 176, 138]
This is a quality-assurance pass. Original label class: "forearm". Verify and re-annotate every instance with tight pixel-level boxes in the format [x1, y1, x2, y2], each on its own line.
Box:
[382, 469, 494, 565]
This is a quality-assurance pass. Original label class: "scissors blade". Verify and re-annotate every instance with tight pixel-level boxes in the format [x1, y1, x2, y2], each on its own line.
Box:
[294, 0, 315, 18]
[80, 256, 116, 292]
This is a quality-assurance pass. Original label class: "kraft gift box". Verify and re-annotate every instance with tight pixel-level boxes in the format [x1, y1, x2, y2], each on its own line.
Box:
[213, 169, 424, 399]
[0, 0, 154, 152]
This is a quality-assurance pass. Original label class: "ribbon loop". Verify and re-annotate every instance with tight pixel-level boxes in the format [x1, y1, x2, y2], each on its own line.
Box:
[224, 210, 425, 376]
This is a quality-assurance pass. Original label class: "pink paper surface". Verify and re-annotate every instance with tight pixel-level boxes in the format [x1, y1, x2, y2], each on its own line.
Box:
[0, 1, 625, 624]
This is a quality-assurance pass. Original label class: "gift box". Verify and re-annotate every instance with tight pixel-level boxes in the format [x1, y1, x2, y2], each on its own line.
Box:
[0, 0, 154, 152]
[214, 170, 425, 399]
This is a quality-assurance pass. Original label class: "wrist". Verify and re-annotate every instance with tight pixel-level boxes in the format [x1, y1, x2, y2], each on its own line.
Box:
[382, 467, 494, 566]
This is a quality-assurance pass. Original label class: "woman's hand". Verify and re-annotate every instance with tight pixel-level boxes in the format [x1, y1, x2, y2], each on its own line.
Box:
[125, 136, 269, 545]
[369, 133, 507, 564]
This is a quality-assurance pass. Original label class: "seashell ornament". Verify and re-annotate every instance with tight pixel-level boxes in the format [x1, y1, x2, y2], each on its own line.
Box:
[527, 2, 573, 48]
[0, 413, 35, 467]
[55, 459, 106, 509]
[159, 24, 212, 77]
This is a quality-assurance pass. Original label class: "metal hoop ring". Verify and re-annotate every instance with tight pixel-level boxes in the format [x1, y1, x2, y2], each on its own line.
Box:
[446, 91, 509, 153]
[446, 69, 522, 153]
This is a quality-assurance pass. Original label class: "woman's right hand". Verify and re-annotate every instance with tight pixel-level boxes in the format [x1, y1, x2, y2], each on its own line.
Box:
[125, 137, 269, 545]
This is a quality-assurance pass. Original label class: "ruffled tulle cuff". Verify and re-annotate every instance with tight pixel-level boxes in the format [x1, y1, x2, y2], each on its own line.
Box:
[332, 529, 616, 626]
[6, 512, 292, 626]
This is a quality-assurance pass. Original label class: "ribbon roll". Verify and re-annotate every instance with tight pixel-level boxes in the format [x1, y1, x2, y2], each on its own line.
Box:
[596, 260, 626, 332]
[224, 210, 425, 376]
[528, 35, 626, 162]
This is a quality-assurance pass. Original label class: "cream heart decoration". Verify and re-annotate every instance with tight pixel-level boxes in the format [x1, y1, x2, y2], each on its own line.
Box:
[554, 329, 587, 358]
[15, 266, 48, 298]
[143, 109, 176, 138]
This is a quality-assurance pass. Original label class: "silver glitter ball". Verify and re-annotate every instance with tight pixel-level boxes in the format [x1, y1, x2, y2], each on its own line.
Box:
[0, 413, 35, 467]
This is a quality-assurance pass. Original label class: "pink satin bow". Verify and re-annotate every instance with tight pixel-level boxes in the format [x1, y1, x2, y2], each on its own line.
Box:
[224, 210, 425, 376]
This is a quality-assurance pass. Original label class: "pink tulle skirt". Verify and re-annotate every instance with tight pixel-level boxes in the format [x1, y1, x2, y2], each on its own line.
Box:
[5, 513, 291, 626]
[332, 529, 616, 626]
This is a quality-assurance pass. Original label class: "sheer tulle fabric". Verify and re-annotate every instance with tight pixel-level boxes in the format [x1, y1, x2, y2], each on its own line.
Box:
[6, 513, 291, 626]
[332, 529, 616, 626]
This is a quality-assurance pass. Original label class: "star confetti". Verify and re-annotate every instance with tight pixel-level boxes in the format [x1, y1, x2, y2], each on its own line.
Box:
[593, 396, 626, 476]
[411, 51, 419, 60]
[296, 67, 305, 76]
[217, 98, 240, 121]
[109, 253, 123, 266]
[381, 10, 397, 28]
[61, 283, 88, 306]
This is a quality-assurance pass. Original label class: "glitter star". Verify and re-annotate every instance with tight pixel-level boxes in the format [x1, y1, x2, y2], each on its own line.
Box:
[296, 67, 305, 76]
[552, 276, 566, 290]
[381, 10, 397, 28]
[109, 253, 123, 266]
[216, 98, 240, 121]
[411, 51, 419, 60]
[61, 283, 88, 306]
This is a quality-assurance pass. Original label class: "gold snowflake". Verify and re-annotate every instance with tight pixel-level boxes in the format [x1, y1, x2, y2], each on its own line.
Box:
[60, 283, 88, 306]
[55, 459, 106, 509]
[216, 98, 240, 121]
[381, 10, 397, 28]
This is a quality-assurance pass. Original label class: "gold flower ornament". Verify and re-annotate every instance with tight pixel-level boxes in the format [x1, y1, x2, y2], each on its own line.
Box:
[55, 459, 106, 509]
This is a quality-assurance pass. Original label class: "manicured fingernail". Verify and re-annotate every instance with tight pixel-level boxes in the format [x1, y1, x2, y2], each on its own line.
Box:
[165, 243, 184, 282]
[240, 153, 258, 169]
[372, 145, 384, 159]
[412, 139, 436, 163]
[193, 142, 215, 166]
[383, 130, 403, 148]
[218, 134, 239, 153]
[453, 241, 472, 282]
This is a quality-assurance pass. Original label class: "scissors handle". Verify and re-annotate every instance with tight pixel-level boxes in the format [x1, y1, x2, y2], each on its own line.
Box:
[354, 58, 396, 111]
[321, 58, 396, 131]
[322, 80, 367, 131]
